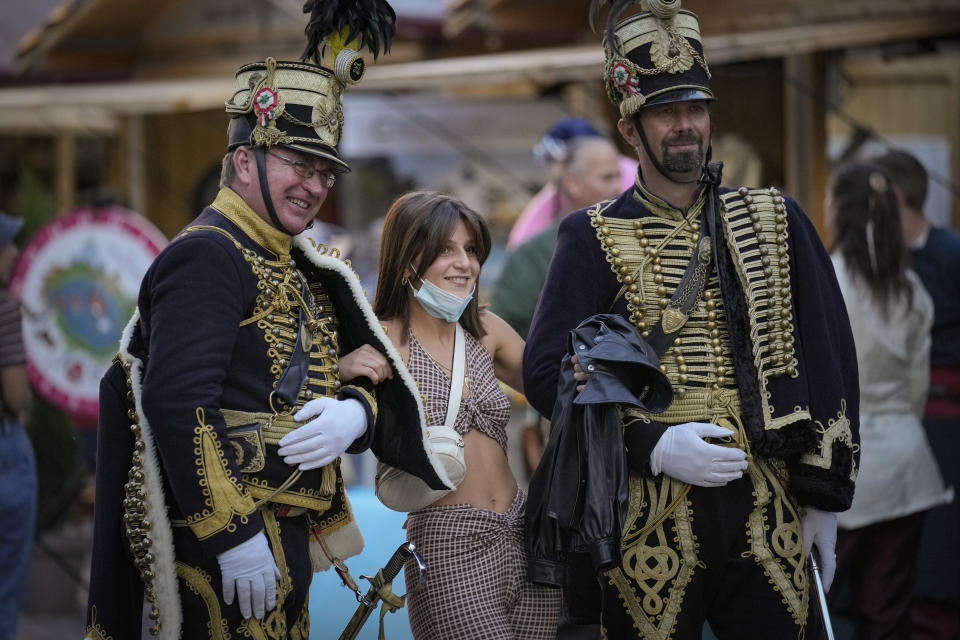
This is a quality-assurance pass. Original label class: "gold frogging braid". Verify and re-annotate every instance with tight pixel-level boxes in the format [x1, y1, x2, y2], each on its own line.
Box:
[719, 188, 801, 428]
[172, 223, 351, 514]
[180, 224, 340, 411]
[588, 188, 735, 405]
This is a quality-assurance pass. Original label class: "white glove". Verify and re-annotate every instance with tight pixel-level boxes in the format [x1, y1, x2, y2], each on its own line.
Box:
[278, 397, 367, 470]
[216, 532, 281, 619]
[649, 422, 748, 487]
[801, 507, 838, 592]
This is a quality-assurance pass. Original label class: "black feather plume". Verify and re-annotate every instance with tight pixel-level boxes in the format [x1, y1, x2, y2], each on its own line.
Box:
[301, 0, 397, 65]
[589, 0, 640, 52]
[588, 0, 612, 33]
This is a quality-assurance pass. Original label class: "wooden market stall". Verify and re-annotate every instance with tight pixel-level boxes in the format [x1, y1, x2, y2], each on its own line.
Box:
[1, 0, 959, 235]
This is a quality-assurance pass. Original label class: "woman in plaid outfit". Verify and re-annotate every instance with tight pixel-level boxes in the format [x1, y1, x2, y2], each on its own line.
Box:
[374, 191, 561, 639]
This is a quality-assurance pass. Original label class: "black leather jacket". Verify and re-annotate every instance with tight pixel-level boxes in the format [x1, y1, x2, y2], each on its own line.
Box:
[525, 314, 672, 585]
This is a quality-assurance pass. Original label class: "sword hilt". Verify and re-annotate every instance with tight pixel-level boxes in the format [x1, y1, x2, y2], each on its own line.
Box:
[338, 542, 426, 640]
[381, 541, 416, 583]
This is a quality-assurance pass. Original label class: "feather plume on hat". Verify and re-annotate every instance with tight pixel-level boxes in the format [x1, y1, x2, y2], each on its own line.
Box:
[224, 0, 399, 170]
[301, 0, 397, 64]
[589, 0, 637, 48]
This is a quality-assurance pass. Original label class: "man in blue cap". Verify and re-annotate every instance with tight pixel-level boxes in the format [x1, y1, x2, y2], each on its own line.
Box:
[508, 117, 632, 250]
[0, 210, 35, 640]
[493, 125, 623, 478]
[523, 1, 860, 638]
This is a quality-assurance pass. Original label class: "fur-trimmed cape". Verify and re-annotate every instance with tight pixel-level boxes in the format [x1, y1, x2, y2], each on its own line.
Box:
[84, 199, 451, 640]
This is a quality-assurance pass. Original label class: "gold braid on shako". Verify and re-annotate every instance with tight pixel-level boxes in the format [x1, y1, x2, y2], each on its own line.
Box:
[224, 0, 397, 173]
[591, 0, 713, 118]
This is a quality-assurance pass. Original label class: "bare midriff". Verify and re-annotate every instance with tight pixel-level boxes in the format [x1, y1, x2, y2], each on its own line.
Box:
[432, 429, 517, 513]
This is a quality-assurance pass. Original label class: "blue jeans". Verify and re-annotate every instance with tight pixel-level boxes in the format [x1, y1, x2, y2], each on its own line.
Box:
[0, 418, 37, 640]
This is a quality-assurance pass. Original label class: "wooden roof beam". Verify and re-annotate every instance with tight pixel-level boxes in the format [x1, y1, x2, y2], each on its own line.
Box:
[1, 10, 957, 132]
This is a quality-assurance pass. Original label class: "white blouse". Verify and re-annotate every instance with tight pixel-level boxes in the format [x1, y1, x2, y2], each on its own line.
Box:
[832, 254, 953, 529]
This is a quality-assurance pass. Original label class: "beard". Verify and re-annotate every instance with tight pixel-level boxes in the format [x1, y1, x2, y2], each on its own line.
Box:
[660, 133, 705, 175]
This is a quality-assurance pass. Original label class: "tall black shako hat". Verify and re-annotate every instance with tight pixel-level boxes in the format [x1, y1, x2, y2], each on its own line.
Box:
[592, 0, 713, 119]
[224, 0, 395, 233]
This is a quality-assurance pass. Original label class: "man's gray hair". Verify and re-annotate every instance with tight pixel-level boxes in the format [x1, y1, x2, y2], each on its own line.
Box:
[219, 150, 237, 189]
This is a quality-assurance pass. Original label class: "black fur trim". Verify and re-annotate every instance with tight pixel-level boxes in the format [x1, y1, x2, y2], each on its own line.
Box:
[709, 166, 764, 448]
[788, 439, 856, 511]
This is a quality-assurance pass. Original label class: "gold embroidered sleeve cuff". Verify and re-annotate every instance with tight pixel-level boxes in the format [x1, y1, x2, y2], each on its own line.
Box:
[339, 383, 377, 453]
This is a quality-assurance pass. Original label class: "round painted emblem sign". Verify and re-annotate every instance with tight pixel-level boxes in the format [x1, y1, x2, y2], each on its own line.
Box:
[9, 206, 166, 423]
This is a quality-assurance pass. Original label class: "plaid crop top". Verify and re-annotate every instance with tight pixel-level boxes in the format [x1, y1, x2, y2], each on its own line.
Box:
[407, 328, 511, 454]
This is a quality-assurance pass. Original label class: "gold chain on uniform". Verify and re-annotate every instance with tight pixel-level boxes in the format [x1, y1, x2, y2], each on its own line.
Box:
[589, 192, 733, 401]
[183, 225, 343, 413]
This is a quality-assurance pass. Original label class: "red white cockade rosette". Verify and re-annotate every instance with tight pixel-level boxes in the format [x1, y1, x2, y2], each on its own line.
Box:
[612, 62, 641, 95]
[254, 86, 280, 127]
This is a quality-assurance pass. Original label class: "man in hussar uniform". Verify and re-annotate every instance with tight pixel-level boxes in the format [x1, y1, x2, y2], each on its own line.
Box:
[84, 2, 454, 639]
[523, 1, 861, 637]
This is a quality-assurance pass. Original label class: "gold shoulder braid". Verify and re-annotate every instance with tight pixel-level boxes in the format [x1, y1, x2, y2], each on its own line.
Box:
[718, 188, 801, 428]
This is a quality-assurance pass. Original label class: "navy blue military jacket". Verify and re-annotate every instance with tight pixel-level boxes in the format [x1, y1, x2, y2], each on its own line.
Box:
[137, 187, 379, 552]
[85, 188, 444, 639]
[523, 178, 860, 512]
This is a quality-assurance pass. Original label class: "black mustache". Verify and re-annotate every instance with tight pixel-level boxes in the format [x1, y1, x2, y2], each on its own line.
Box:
[664, 135, 701, 145]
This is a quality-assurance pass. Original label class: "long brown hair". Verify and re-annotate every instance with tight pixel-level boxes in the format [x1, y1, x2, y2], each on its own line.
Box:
[374, 191, 491, 341]
[829, 162, 912, 314]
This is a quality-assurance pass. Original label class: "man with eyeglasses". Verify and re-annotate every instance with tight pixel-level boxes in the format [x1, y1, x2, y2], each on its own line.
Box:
[226, 146, 338, 236]
[84, 3, 450, 638]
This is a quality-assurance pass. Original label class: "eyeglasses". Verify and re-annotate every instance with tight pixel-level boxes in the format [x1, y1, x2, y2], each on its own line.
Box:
[267, 151, 336, 188]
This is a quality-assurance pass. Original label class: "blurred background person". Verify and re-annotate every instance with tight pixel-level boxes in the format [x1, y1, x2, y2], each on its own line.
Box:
[872, 149, 960, 640]
[374, 191, 560, 639]
[491, 133, 623, 478]
[0, 211, 35, 640]
[825, 162, 951, 639]
[506, 117, 636, 251]
[493, 135, 622, 340]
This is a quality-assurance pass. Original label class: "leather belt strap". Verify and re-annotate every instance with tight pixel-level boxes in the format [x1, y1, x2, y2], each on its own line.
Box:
[272, 278, 312, 411]
[644, 220, 713, 357]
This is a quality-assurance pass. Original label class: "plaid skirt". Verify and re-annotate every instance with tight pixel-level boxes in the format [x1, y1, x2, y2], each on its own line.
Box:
[404, 490, 561, 639]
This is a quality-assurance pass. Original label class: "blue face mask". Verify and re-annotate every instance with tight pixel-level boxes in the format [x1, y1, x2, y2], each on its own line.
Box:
[409, 267, 474, 323]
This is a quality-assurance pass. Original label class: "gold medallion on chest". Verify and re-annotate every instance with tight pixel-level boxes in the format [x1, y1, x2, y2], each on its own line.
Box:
[300, 322, 314, 351]
[661, 307, 688, 334]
